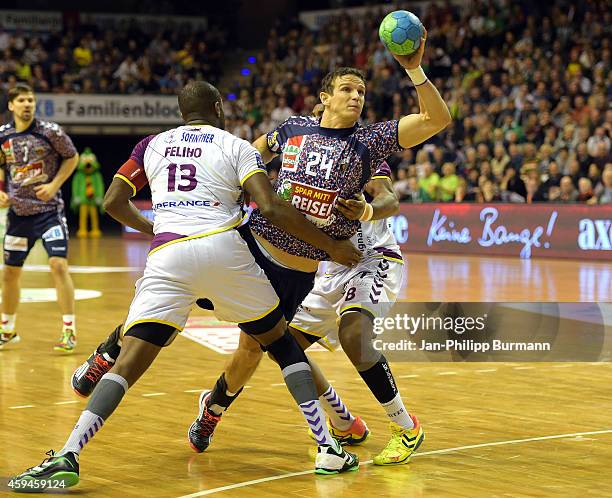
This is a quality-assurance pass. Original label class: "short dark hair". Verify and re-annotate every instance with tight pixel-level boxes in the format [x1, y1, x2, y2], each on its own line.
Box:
[320, 67, 366, 95]
[8, 83, 34, 102]
[178, 80, 221, 117]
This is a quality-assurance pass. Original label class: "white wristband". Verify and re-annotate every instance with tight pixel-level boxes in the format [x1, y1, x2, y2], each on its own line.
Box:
[405, 66, 427, 86]
[359, 203, 374, 222]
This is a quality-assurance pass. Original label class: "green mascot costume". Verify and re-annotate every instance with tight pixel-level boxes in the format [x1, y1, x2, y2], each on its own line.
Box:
[71, 147, 104, 238]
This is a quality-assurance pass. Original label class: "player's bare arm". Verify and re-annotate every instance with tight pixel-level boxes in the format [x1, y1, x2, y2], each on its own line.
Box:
[394, 31, 452, 149]
[34, 153, 79, 202]
[103, 177, 154, 235]
[243, 171, 361, 267]
[337, 177, 399, 221]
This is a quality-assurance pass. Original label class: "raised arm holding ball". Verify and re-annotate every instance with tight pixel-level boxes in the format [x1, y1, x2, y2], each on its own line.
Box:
[379, 11, 452, 149]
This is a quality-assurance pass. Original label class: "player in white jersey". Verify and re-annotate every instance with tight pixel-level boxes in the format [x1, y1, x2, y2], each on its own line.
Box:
[291, 161, 404, 344]
[12, 82, 363, 489]
[287, 163, 415, 461]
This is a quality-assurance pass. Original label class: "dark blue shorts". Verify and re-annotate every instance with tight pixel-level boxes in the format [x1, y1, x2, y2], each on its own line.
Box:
[237, 224, 316, 323]
[3, 209, 69, 266]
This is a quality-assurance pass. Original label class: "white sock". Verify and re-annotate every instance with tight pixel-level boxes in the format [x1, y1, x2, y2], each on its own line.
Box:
[58, 410, 105, 456]
[319, 386, 354, 431]
[1, 313, 16, 332]
[381, 393, 414, 429]
[63, 314, 76, 332]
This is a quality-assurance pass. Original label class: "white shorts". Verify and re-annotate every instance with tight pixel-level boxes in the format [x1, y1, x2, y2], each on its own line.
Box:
[124, 230, 280, 335]
[291, 254, 404, 340]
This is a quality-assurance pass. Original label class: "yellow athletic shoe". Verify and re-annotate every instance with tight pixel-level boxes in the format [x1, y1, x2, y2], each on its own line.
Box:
[373, 415, 424, 465]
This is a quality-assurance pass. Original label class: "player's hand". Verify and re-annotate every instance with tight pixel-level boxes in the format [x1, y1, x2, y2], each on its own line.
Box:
[33, 183, 59, 202]
[0, 191, 10, 208]
[327, 239, 362, 267]
[392, 29, 427, 70]
[337, 192, 367, 220]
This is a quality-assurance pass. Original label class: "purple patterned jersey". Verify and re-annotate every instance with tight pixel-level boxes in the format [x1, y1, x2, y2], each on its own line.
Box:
[250, 116, 402, 260]
[0, 119, 77, 216]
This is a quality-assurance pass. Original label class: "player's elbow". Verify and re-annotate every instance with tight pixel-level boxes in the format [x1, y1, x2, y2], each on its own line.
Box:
[436, 104, 452, 129]
[440, 105, 452, 128]
[102, 197, 116, 215]
[67, 154, 79, 172]
[428, 105, 452, 131]
[102, 189, 123, 215]
[420, 110, 451, 137]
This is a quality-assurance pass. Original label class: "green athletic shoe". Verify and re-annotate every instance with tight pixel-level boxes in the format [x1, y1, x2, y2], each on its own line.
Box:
[54, 329, 77, 353]
[10, 450, 79, 493]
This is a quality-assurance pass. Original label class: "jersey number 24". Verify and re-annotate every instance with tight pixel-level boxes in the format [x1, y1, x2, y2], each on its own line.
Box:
[305, 152, 334, 180]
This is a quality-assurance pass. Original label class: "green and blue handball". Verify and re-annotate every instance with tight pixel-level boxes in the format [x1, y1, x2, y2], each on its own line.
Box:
[379, 10, 425, 56]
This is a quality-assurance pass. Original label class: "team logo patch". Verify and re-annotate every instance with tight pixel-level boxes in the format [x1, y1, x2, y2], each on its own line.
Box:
[267, 130, 280, 153]
[4, 235, 28, 251]
[42, 225, 64, 242]
[281, 135, 307, 171]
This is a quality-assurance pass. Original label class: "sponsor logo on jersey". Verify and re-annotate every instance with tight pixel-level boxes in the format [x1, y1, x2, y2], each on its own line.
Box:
[278, 179, 293, 201]
[152, 199, 222, 210]
[12, 161, 47, 186]
[1, 139, 15, 162]
[180, 132, 214, 143]
[287, 180, 339, 227]
[281, 135, 306, 171]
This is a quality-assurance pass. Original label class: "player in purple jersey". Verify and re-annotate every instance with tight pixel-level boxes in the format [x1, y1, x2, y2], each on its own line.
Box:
[70, 31, 450, 465]
[194, 29, 449, 463]
[0, 84, 79, 352]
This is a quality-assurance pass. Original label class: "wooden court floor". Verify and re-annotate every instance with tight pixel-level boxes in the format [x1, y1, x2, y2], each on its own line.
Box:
[1, 237, 611, 497]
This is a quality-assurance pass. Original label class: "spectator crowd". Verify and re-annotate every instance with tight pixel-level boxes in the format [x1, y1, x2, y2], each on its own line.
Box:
[0, 0, 610, 204]
[0, 21, 227, 96]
